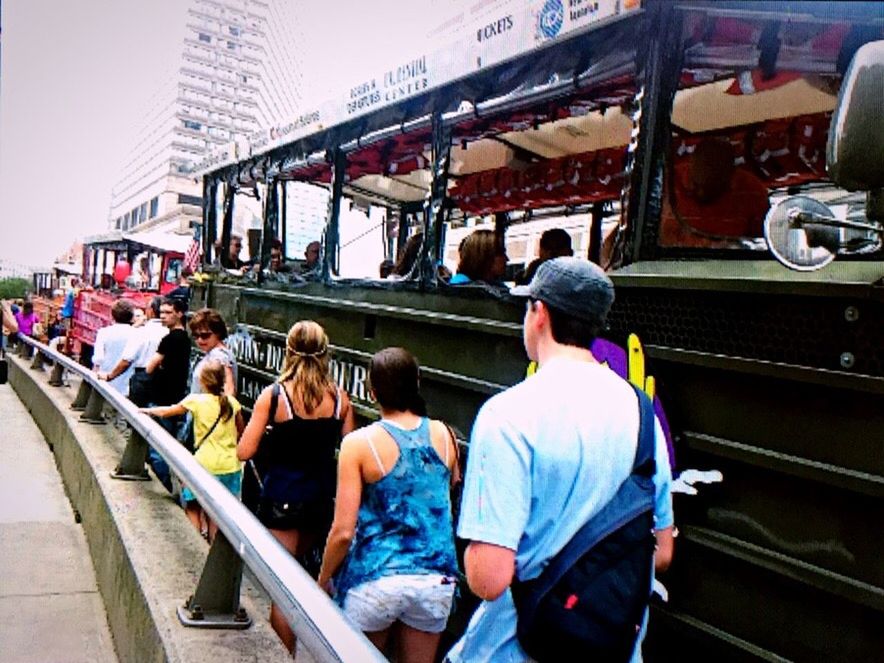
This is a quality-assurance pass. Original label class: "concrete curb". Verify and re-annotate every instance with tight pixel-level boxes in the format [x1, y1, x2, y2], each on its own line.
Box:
[9, 356, 291, 662]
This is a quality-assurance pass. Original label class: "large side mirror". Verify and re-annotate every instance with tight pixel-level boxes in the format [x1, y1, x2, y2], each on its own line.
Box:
[766, 40, 884, 271]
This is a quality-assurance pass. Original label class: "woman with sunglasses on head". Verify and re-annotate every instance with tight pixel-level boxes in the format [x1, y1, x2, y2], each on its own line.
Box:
[317, 347, 460, 663]
[237, 320, 356, 654]
[189, 308, 237, 397]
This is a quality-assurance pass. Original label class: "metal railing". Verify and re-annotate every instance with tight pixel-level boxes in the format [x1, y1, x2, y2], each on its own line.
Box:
[15, 335, 386, 662]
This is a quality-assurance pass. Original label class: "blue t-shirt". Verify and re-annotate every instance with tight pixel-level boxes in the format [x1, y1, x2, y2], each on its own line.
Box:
[447, 357, 673, 663]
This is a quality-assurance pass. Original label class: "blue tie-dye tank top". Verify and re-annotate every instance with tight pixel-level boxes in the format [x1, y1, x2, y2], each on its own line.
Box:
[334, 417, 458, 603]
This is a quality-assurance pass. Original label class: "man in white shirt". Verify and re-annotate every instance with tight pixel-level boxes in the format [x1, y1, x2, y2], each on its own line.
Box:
[97, 296, 166, 407]
[92, 299, 136, 396]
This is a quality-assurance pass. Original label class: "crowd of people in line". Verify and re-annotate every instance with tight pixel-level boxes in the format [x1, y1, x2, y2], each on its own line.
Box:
[2, 238, 674, 662]
[126, 253, 674, 661]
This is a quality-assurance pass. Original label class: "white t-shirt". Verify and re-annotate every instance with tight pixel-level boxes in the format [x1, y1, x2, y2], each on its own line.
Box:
[93, 323, 137, 395]
[122, 319, 167, 368]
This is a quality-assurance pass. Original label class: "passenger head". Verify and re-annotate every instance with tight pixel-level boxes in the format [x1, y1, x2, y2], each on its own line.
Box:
[538, 228, 573, 261]
[512, 257, 614, 357]
[392, 232, 424, 277]
[111, 299, 134, 324]
[457, 229, 507, 282]
[379, 259, 395, 278]
[22, 301, 34, 316]
[160, 296, 187, 328]
[229, 234, 243, 260]
[132, 308, 146, 327]
[369, 347, 427, 416]
[304, 241, 321, 268]
[279, 320, 334, 414]
[688, 138, 735, 204]
[189, 308, 227, 350]
[149, 296, 163, 319]
[270, 239, 283, 271]
[199, 359, 233, 421]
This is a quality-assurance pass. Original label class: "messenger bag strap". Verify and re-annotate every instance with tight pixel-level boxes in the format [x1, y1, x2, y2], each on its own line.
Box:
[196, 402, 225, 448]
[630, 383, 657, 478]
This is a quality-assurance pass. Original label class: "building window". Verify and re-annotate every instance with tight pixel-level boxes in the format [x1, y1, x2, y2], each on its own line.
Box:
[239, 74, 248, 84]
[123, 212, 130, 230]
[198, 33, 211, 43]
[115, 217, 122, 230]
[183, 119, 202, 131]
[149, 197, 159, 218]
[178, 193, 203, 206]
[227, 41, 237, 50]
[139, 203, 148, 223]
[228, 25, 240, 36]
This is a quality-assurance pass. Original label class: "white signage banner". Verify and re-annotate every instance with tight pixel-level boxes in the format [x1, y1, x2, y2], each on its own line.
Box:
[192, 0, 639, 178]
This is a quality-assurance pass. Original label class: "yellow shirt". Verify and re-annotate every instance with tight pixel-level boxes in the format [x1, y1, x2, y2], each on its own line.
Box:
[181, 394, 242, 475]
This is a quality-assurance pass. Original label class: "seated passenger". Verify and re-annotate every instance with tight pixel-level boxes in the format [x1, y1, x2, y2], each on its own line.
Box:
[389, 233, 423, 279]
[449, 229, 507, 285]
[659, 138, 770, 248]
[378, 259, 395, 279]
[300, 240, 321, 275]
[268, 239, 294, 273]
[516, 228, 574, 285]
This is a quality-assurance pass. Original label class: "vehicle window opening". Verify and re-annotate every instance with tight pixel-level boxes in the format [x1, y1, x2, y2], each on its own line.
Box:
[657, 8, 883, 258]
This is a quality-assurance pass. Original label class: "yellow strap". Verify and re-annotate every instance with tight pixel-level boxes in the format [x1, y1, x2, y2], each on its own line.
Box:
[627, 333, 645, 390]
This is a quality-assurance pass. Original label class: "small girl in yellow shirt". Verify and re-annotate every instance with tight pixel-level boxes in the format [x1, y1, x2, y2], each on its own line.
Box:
[142, 360, 244, 541]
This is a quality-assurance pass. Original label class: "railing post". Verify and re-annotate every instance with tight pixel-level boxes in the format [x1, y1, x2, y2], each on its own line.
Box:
[30, 350, 45, 371]
[80, 386, 106, 424]
[71, 380, 92, 410]
[48, 362, 65, 386]
[178, 532, 251, 629]
[110, 428, 151, 481]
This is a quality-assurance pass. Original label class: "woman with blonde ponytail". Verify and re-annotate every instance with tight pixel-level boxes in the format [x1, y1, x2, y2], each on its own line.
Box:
[141, 360, 245, 542]
[238, 320, 355, 653]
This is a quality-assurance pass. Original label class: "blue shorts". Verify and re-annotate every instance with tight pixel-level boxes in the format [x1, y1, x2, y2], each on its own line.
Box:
[182, 470, 242, 504]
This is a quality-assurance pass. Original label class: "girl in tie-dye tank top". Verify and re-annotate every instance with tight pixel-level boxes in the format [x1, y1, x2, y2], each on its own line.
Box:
[319, 347, 460, 663]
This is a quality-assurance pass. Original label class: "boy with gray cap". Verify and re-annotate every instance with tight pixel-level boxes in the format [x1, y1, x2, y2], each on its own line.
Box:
[447, 257, 673, 662]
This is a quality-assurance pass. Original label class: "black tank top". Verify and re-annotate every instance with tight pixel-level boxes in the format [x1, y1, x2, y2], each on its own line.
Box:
[260, 382, 344, 504]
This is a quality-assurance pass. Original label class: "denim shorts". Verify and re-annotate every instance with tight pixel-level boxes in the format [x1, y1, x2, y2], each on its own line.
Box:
[182, 469, 242, 504]
[343, 574, 456, 633]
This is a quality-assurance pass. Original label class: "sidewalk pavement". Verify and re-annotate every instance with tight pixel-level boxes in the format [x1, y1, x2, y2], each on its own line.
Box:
[0, 381, 118, 662]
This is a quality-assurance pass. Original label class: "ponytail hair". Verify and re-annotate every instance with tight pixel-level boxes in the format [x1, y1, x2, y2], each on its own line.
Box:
[368, 347, 427, 416]
[199, 359, 233, 421]
[278, 320, 334, 414]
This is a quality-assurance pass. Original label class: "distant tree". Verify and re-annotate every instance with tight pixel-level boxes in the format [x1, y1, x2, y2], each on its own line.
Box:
[0, 277, 31, 300]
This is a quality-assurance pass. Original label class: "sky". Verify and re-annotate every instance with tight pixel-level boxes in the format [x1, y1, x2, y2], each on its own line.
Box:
[0, 0, 453, 269]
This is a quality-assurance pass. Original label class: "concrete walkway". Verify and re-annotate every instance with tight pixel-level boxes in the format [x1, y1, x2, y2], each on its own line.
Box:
[0, 382, 118, 663]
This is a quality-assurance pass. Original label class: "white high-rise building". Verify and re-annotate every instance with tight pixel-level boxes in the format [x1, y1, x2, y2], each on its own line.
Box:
[109, 0, 305, 237]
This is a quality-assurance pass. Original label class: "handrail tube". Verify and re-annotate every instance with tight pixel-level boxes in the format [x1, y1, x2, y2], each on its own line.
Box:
[16, 336, 386, 663]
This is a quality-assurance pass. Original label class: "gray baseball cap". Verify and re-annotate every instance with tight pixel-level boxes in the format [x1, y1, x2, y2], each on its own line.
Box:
[511, 257, 614, 324]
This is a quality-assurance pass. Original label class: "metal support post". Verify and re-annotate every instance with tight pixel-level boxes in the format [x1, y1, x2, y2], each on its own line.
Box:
[80, 386, 106, 424]
[71, 380, 92, 410]
[110, 428, 151, 481]
[30, 350, 45, 371]
[177, 532, 251, 629]
[48, 362, 65, 386]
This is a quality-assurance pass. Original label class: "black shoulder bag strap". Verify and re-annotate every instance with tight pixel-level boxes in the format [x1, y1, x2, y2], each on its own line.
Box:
[630, 383, 657, 479]
[248, 383, 279, 491]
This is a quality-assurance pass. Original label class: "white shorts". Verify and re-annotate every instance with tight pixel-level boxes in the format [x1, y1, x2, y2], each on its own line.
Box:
[342, 574, 456, 633]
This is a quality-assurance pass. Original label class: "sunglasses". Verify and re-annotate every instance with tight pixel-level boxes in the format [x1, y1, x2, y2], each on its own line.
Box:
[193, 331, 214, 340]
